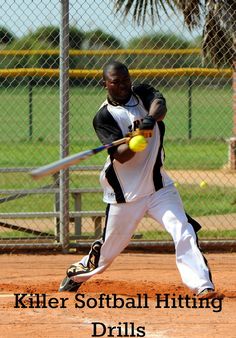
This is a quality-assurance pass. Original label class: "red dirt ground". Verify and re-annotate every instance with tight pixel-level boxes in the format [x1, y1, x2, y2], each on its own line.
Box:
[0, 253, 236, 338]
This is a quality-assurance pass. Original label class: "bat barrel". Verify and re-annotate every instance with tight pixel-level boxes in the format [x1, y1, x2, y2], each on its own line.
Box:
[30, 150, 93, 179]
[30, 137, 129, 180]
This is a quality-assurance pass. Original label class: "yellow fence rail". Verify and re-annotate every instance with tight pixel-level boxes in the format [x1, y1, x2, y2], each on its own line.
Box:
[0, 68, 232, 78]
[0, 48, 202, 56]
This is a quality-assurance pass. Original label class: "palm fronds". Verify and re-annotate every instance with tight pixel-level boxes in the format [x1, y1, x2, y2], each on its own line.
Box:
[113, 0, 236, 65]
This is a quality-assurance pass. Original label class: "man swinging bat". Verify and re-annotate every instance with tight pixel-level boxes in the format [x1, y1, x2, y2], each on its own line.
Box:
[59, 60, 222, 299]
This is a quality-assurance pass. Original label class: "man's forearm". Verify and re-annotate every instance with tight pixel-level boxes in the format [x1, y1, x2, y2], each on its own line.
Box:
[113, 143, 136, 163]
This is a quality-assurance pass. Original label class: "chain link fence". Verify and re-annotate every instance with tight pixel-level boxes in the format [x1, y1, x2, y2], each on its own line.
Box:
[0, 0, 235, 252]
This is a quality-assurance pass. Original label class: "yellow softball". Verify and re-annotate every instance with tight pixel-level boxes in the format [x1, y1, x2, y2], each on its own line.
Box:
[200, 180, 208, 188]
[129, 135, 147, 152]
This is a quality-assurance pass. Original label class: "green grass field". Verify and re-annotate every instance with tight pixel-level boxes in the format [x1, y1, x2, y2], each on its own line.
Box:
[1, 229, 236, 240]
[0, 171, 235, 216]
[0, 83, 232, 169]
[139, 229, 236, 240]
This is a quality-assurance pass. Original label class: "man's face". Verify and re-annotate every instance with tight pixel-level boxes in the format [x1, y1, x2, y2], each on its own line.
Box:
[104, 68, 132, 104]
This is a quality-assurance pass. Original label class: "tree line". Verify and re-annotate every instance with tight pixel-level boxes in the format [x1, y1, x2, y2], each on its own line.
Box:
[0, 25, 221, 87]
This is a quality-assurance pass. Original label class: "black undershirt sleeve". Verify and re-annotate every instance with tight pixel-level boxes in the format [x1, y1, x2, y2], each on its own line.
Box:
[133, 83, 166, 111]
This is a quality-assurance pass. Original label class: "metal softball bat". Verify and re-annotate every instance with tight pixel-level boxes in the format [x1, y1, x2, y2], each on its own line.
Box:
[30, 136, 129, 180]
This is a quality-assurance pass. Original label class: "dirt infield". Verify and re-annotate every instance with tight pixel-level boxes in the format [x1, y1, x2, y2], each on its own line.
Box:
[0, 253, 236, 337]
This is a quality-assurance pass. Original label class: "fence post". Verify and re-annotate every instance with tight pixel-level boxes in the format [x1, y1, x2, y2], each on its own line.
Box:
[188, 77, 192, 140]
[53, 173, 60, 241]
[28, 77, 33, 141]
[59, 0, 70, 252]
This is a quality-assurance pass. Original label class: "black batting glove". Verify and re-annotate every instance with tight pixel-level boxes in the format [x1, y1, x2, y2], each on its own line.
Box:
[139, 115, 156, 130]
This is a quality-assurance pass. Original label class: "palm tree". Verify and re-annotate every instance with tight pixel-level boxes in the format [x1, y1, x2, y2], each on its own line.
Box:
[113, 0, 235, 66]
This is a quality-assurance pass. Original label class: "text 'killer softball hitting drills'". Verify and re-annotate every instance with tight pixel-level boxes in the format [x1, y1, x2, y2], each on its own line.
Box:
[14, 293, 223, 312]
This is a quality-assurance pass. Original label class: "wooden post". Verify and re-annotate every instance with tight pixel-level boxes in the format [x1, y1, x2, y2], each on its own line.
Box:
[72, 192, 82, 236]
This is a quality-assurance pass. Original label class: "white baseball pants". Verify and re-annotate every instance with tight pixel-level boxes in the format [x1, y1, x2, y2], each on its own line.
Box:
[72, 185, 214, 294]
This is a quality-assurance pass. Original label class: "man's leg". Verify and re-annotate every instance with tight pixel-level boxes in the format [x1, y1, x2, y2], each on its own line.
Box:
[147, 185, 215, 294]
[59, 198, 147, 291]
[59, 239, 103, 292]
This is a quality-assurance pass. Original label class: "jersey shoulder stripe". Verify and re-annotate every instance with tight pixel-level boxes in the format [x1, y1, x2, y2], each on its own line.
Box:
[153, 121, 165, 191]
[93, 104, 123, 155]
[105, 163, 126, 203]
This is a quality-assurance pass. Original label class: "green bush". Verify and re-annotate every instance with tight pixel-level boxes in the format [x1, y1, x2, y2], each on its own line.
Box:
[0, 26, 15, 44]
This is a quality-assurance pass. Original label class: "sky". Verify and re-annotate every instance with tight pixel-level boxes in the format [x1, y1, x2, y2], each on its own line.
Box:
[0, 0, 202, 45]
